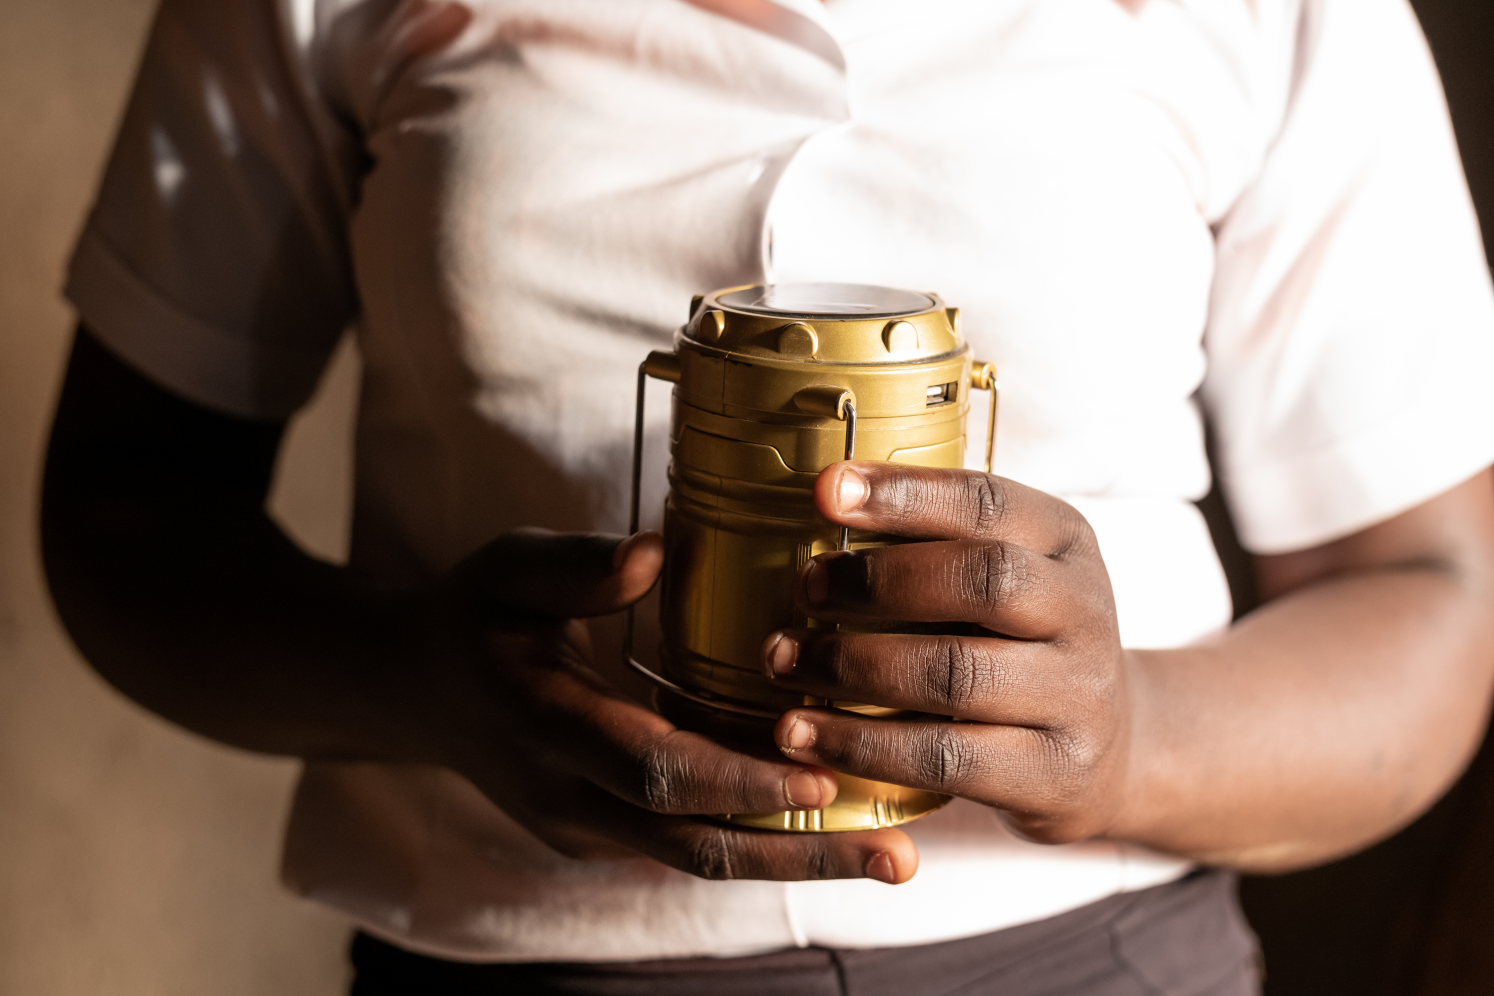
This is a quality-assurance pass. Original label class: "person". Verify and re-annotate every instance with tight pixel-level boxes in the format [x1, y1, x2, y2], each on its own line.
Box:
[40, 0, 1494, 992]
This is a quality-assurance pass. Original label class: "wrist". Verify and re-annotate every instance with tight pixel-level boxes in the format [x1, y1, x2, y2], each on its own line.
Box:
[1101, 647, 1175, 846]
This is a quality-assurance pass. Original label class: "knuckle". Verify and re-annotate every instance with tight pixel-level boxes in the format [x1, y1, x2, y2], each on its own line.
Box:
[1053, 728, 1106, 782]
[683, 827, 737, 880]
[1052, 643, 1123, 725]
[636, 737, 689, 813]
[964, 541, 1026, 612]
[1048, 500, 1097, 561]
[918, 726, 983, 792]
[1078, 651, 1122, 707]
[997, 719, 1120, 845]
[927, 638, 992, 713]
[965, 474, 1006, 539]
[1034, 727, 1107, 810]
[995, 733, 1107, 845]
[804, 843, 838, 881]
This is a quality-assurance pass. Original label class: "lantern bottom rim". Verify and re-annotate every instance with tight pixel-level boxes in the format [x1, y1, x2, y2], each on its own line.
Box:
[716, 775, 951, 833]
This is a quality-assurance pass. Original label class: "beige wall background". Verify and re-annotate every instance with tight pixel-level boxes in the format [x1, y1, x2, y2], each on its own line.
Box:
[0, 0, 357, 991]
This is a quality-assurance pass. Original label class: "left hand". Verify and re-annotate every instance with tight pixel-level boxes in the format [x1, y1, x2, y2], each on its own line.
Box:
[762, 461, 1134, 844]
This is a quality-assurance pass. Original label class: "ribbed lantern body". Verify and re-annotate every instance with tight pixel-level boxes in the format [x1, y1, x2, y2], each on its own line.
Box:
[640, 283, 989, 832]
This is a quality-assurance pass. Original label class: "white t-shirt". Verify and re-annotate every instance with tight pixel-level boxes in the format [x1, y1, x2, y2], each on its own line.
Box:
[68, 0, 1494, 963]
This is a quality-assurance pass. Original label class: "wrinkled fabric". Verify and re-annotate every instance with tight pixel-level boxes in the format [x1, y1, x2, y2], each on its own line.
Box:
[347, 869, 1261, 995]
[68, 0, 1494, 963]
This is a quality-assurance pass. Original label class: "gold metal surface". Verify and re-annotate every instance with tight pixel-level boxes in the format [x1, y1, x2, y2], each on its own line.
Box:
[777, 322, 820, 357]
[643, 349, 682, 383]
[792, 385, 857, 420]
[629, 283, 998, 833]
[722, 774, 948, 832]
[882, 320, 919, 353]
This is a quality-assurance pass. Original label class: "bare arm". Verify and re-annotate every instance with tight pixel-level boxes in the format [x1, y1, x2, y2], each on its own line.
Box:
[42, 330, 422, 760]
[1115, 470, 1494, 871]
[759, 462, 1494, 873]
[42, 328, 920, 883]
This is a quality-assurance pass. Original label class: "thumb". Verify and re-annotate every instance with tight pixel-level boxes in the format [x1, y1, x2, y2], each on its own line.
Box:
[447, 529, 664, 620]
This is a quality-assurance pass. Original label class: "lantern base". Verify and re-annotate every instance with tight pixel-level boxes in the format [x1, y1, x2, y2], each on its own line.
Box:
[718, 774, 950, 833]
[647, 683, 951, 833]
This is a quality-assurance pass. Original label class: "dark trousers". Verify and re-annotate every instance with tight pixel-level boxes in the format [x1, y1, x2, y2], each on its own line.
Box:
[349, 868, 1260, 996]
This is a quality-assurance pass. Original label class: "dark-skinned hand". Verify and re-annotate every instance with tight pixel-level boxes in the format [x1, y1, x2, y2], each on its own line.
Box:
[763, 462, 1131, 845]
[399, 529, 921, 883]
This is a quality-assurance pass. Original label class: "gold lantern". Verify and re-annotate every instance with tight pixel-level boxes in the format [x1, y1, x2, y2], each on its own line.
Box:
[627, 283, 997, 833]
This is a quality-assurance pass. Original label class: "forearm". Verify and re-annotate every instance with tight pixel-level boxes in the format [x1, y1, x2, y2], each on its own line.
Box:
[39, 333, 926, 885]
[1113, 558, 1494, 872]
[42, 496, 427, 762]
[41, 328, 427, 764]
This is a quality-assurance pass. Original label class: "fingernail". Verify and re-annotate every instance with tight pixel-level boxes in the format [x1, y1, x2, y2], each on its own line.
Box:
[805, 561, 829, 604]
[784, 770, 824, 808]
[781, 717, 814, 751]
[836, 467, 868, 513]
[764, 633, 798, 677]
[866, 851, 898, 884]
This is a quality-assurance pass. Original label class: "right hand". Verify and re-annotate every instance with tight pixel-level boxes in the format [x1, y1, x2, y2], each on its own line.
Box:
[391, 529, 919, 884]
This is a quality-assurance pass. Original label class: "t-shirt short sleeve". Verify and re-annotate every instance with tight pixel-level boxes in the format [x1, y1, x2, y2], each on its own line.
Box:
[1204, 0, 1494, 554]
[66, 0, 357, 420]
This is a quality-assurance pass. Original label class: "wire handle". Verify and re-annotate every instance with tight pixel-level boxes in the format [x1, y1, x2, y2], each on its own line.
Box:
[623, 354, 996, 711]
[970, 361, 999, 474]
[624, 352, 681, 698]
[837, 401, 857, 552]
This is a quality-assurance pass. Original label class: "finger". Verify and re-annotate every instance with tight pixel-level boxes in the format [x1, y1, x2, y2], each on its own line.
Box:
[489, 629, 841, 816]
[816, 462, 1093, 555]
[796, 540, 1102, 638]
[763, 629, 1065, 725]
[773, 709, 1102, 831]
[451, 529, 663, 618]
[776, 709, 1018, 803]
[527, 779, 920, 884]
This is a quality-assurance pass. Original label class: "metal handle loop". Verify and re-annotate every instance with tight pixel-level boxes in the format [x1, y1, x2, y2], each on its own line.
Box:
[624, 354, 994, 711]
[624, 358, 859, 713]
[970, 361, 999, 474]
[625, 356, 780, 719]
[837, 400, 857, 552]
[625, 360, 653, 687]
